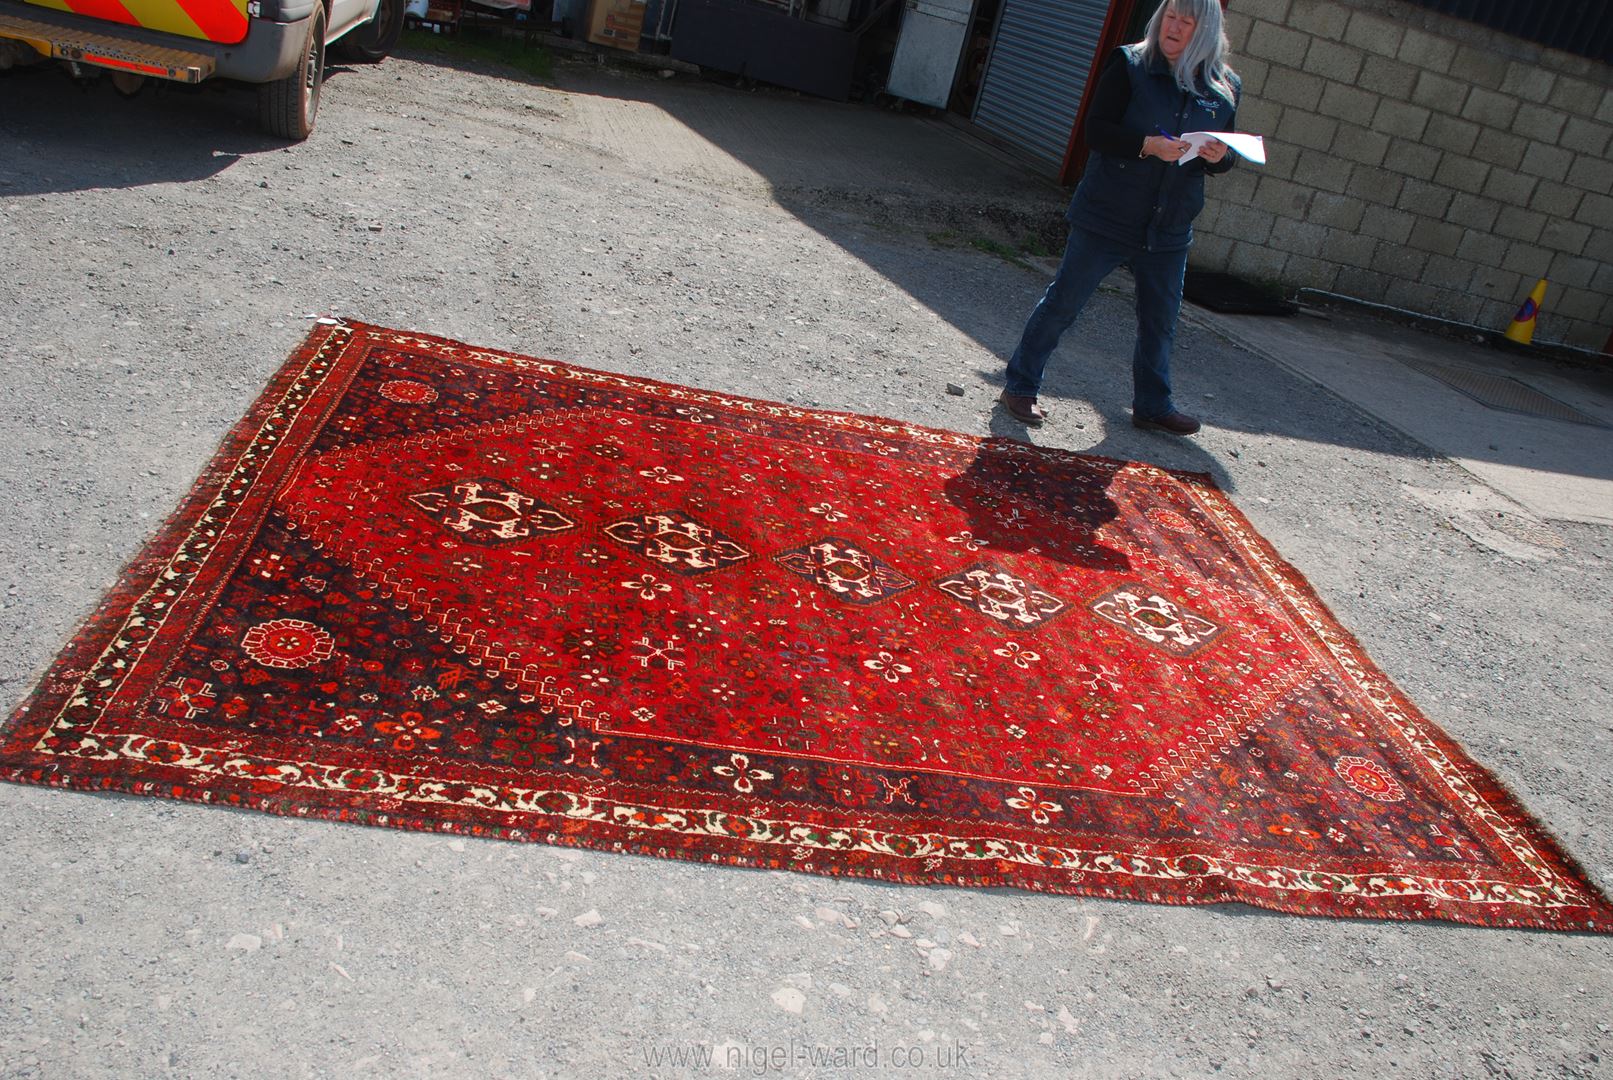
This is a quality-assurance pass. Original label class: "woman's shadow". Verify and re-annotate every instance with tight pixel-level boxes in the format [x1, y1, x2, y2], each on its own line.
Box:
[940, 398, 1239, 576]
[941, 428, 1131, 575]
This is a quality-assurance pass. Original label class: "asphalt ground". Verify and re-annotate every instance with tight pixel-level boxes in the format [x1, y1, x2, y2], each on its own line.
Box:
[1, 44, 1610, 1080]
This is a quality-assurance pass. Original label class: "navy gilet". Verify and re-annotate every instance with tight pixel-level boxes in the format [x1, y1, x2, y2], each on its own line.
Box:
[1067, 44, 1240, 253]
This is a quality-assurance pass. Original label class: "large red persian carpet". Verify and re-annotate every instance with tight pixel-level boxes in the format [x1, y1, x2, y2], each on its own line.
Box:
[3, 322, 1608, 931]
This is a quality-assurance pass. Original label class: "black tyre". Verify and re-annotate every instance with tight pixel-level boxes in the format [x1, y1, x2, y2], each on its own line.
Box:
[334, 0, 405, 63]
[259, 4, 325, 140]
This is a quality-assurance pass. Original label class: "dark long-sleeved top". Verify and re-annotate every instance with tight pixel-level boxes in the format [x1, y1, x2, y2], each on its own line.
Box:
[1084, 49, 1237, 176]
[1066, 45, 1241, 252]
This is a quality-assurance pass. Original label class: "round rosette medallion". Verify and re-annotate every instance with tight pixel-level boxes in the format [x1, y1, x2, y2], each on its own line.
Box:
[1333, 755, 1406, 802]
[379, 379, 439, 405]
[241, 618, 336, 670]
[1146, 507, 1196, 533]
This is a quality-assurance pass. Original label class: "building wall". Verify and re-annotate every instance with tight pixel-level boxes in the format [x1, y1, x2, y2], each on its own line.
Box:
[1194, 0, 1613, 350]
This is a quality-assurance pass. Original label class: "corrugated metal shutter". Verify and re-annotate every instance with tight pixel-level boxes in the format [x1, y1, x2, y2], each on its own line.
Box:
[971, 0, 1111, 172]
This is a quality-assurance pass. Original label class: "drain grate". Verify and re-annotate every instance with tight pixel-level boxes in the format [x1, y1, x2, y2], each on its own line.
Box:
[1402, 359, 1610, 428]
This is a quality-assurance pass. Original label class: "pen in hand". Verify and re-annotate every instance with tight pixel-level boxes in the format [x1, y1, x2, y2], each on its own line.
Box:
[1152, 127, 1186, 162]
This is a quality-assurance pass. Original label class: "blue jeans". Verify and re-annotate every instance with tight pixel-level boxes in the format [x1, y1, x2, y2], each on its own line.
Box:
[1003, 227, 1189, 420]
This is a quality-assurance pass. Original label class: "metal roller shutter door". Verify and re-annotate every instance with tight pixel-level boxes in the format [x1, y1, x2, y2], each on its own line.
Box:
[972, 0, 1111, 171]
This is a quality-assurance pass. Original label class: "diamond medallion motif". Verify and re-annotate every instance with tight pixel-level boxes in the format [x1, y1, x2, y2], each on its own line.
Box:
[409, 478, 576, 545]
[602, 510, 751, 575]
[936, 564, 1066, 628]
[1088, 584, 1223, 657]
[773, 537, 916, 604]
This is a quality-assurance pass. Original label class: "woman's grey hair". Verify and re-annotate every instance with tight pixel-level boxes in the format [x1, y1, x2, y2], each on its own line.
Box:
[1141, 0, 1239, 104]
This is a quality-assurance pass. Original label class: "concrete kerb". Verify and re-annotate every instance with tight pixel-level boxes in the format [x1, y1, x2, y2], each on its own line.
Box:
[1179, 299, 1613, 526]
[1180, 300, 1388, 417]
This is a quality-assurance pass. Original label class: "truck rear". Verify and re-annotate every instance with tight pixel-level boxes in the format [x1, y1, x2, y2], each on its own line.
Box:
[0, 0, 405, 137]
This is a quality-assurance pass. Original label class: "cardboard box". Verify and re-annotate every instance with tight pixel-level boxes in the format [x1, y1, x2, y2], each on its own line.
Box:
[587, 0, 646, 50]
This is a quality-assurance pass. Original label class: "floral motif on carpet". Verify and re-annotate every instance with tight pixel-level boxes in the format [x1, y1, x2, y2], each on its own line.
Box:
[3, 322, 1608, 931]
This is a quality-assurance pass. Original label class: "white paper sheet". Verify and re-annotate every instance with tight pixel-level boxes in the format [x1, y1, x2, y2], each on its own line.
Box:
[1175, 131, 1267, 166]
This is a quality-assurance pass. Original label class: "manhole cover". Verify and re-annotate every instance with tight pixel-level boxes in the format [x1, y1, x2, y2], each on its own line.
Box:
[1402, 359, 1609, 427]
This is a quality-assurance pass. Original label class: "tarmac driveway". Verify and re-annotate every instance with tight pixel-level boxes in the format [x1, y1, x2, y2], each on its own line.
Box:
[0, 44, 1609, 1079]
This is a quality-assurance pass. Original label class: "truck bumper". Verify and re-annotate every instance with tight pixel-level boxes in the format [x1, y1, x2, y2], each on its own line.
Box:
[0, 0, 309, 84]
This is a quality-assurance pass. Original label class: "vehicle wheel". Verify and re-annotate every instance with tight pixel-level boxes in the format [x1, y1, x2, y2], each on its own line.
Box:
[259, 4, 325, 140]
[334, 0, 405, 64]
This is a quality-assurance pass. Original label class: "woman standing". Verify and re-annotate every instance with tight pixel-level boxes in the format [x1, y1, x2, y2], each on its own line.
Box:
[998, 0, 1240, 436]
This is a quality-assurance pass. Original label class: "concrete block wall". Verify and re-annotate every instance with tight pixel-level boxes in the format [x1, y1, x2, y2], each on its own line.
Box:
[1194, 0, 1613, 351]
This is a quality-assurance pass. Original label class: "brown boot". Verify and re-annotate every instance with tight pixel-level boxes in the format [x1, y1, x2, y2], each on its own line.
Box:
[998, 391, 1047, 426]
[1132, 410, 1201, 435]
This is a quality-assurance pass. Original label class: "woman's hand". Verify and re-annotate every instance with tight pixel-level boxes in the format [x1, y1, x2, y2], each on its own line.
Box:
[1141, 135, 1190, 162]
[1197, 138, 1228, 164]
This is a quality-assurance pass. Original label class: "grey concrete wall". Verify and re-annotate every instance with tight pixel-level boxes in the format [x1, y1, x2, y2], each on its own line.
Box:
[1196, 0, 1613, 351]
